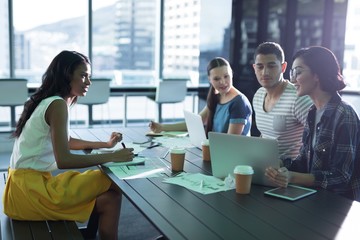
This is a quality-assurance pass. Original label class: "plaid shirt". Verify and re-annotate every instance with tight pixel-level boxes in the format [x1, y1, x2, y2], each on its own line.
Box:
[284, 93, 360, 201]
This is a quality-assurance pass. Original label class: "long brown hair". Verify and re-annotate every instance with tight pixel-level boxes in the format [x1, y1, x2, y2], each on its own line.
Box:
[205, 57, 232, 135]
[12, 50, 90, 137]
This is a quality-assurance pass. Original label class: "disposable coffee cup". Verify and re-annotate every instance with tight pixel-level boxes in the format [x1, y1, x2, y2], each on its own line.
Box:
[170, 147, 186, 172]
[234, 165, 254, 194]
[201, 139, 211, 161]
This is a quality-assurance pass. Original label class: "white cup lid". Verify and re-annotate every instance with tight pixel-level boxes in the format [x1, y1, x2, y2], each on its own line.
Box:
[234, 165, 254, 175]
[201, 139, 209, 146]
[170, 147, 186, 154]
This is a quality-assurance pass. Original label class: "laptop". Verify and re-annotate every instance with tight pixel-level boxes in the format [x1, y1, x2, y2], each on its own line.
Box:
[183, 110, 207, 148]
[208, 132, 280, 187]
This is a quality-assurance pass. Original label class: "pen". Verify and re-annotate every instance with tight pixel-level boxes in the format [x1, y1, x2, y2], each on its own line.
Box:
[147, 143, 160, 149]
[162, 150, 170, 159]
[112, 142, 126, 153]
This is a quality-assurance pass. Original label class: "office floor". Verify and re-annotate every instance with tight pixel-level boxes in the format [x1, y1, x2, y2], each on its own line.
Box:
[0, 132, 161, 240]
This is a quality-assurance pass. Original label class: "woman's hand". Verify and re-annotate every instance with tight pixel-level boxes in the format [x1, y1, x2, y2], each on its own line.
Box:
[149, 121, 162, 133]
[265, 167, 290, 188]
[106, 132, 123, 148]
[112, 148, 135, 162]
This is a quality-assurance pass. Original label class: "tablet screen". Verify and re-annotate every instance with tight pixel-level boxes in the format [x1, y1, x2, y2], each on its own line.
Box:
[264, 185, 317, 201]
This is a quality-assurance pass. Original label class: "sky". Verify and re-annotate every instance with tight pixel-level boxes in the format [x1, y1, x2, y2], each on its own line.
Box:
[13, 0, 116, 31]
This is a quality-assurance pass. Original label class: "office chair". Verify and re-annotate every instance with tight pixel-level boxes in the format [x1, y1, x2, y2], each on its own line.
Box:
[0, 78, 28, 128]
[154, 78, 188, 122]
[77, 78, 111, 126]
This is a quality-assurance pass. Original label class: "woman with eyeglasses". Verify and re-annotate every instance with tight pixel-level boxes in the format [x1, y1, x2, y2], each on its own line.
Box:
[265, 46, 360, 201]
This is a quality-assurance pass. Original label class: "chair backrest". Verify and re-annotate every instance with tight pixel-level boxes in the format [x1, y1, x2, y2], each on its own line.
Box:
[77, 78, 111, 105]
[155, 79, 188, 103]
[0, 78, 28, 106]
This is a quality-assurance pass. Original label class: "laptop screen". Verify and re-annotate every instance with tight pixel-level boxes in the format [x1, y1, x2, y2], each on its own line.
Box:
[183, 110, 207, 148]
[209, 132, 279, 186]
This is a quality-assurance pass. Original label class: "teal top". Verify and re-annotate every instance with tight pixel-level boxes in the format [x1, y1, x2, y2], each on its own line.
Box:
[212, 94, 252, 135]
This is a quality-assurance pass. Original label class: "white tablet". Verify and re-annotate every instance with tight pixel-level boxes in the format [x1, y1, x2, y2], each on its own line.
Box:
[264, 185, 317, 201]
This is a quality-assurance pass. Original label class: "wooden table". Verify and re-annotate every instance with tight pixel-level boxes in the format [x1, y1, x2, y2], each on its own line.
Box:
[72, 127, 360, 240]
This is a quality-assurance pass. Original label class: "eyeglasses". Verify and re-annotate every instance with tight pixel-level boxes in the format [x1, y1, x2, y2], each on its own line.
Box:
[289, 67, 310, 82]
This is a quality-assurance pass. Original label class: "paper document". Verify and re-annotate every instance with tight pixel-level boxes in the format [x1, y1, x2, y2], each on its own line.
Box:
[146, 131, 188, 137]
[102, 156, 145, 167]
[108, 157, 167, 179]
[152, 136, 193, 149]
[163, 173, 233, 195]
[92, 142, 144, 155]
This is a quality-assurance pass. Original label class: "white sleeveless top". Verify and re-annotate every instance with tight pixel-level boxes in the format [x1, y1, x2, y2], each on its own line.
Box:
[10, 96, 66, 171]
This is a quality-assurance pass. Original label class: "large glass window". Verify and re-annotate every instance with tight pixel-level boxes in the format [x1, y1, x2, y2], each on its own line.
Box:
[163, 0, 232, 85]
[13, 0, 87, 84]
[0, 0, 9, 78]
[92, 0, 119, 80]
[5, 0, 234, 87]
[267, 0, 287, 44]
[294, 0, 325, 50]
[232, 0, 259, 93]
[331, 0, 348, 67]
[198, 0, 232, 84]
[344, 0, 360, 90]
[113, 0, 157, 86]
[163, 0, 200, 82]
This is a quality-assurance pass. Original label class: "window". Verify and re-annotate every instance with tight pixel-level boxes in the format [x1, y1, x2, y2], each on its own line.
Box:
[267, 0, 287, 43]
[114, 0, 156, 85]
[163, 0, 232, 84]
[13, 0, 88, 84]
[344, 0, 360, 90]
[3, 0, 233, 88]
[0, 0, 9, 77]
[92, 0, 119, 77]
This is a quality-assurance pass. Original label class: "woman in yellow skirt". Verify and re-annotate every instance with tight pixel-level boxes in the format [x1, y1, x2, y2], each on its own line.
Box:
[3, 50, 135, 240]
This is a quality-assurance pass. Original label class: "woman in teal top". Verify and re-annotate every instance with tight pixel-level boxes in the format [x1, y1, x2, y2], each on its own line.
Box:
[150, 57, 252, 136]
[212, 94, 251, 134]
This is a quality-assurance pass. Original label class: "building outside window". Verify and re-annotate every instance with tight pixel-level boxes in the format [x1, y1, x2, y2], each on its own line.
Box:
[2, 0, 359, 89]
[344, 0, 360, 90]
[4, 0, 231, 87]
[0, 0, 9, 77]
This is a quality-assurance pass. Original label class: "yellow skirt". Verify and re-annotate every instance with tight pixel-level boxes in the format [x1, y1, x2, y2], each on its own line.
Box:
[3, 168, 112, 222]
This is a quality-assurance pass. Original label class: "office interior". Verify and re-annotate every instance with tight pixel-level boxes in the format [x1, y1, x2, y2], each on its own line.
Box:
[1, 0, 360, 238]
[1, 0, 360, 138]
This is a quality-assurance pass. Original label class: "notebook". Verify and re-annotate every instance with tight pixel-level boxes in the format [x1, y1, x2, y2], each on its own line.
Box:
[208, 132, 280, 187]
[183, 110, 207, 148]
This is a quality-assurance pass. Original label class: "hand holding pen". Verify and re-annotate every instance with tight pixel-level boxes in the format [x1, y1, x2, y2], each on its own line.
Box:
[112, 142, 134, 162]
